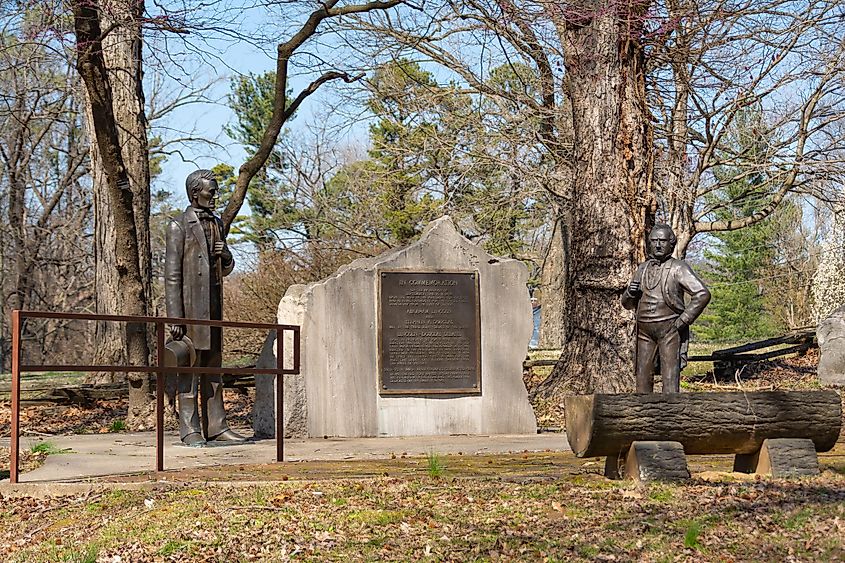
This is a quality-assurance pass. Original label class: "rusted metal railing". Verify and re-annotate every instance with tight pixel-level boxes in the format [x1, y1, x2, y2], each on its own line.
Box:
[7, 310, 300, 483]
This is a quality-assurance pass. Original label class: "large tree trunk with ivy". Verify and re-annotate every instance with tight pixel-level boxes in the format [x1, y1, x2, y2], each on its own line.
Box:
[538, 5, 654, 396]
[74, 0, 154, 429]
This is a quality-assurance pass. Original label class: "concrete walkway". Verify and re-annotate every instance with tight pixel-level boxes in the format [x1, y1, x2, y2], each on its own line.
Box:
[3, 431, 569, 484]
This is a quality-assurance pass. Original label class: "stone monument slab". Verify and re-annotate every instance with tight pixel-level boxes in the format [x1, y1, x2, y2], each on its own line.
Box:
[254, 216, 537, 438]
[817, 305, 845, 387]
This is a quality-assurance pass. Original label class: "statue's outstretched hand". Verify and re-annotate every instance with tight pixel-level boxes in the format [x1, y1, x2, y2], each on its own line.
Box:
[170, 324, 186, 341]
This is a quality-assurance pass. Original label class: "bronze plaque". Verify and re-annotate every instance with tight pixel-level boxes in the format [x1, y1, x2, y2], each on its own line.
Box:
[379, 271, 481, 395]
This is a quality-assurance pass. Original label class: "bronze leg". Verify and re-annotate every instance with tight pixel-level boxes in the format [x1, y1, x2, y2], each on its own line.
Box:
[658, 323, 682, 393]
[635, 323, 658, 393]
[177, 372, 203, 445]
[199, 346, 246, 442]
[198, 347, 228, 439]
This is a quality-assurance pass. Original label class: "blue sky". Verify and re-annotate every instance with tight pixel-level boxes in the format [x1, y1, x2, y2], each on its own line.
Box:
[146, 0, 369, 204]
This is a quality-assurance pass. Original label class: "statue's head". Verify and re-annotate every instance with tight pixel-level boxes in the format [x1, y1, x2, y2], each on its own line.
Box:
[648, 224, 677, 261]
[185, 169, 218, 209]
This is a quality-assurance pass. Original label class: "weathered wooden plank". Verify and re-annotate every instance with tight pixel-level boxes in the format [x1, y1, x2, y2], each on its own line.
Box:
[565, 391, 842, 458]
[691, 341, 815, 364]
[711, 330, 815, 356]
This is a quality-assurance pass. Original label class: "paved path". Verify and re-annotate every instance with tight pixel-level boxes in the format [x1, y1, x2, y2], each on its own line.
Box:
[3, 431, 569, 484]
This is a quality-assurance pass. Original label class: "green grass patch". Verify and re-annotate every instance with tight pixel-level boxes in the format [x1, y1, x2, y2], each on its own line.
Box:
[158, 539, 192, 556]
[782, 508, 813, 530]
[648, 486, 675, 503]
[427, 451, 445, 478]
[65, 545, 99, 563]
[683, 520, 703, 549]
[576, 543, 599, 558]
[348, 509, 405, 526]
[30, 441, 71, 455]
[109, 419, 127, 432]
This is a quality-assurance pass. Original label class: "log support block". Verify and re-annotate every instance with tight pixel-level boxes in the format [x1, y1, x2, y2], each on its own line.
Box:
[623, 441, 690, 482]
[733, 452, 757, 473]
[604, 454, 622, 480]
[738, 438, 820, 478]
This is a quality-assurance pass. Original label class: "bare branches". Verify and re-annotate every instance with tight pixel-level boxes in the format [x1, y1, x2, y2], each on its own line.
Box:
[220, 0, 404, 233]
[0, 26, 94, 368]
[644, 0, 845, 251]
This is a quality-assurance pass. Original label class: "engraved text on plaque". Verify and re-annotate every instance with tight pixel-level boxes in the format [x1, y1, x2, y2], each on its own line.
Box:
[379, 271, 481, 394]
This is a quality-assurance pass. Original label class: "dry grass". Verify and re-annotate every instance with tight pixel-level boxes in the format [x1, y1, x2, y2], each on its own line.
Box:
[1, 447, 843, 561]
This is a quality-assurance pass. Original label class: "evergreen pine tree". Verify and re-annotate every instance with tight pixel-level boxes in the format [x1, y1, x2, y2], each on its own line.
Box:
[696, 110, 782, 342]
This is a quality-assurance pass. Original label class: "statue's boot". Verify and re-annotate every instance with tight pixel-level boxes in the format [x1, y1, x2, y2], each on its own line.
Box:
[177, 374, 205, 447]
[201, 374, 247, 443]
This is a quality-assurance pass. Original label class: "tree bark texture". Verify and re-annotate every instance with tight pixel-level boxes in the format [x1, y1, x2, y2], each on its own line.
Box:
[5, 94, 27, 315]
[74, 0, 153, 427]
[751, 438, 820, 477]
[624, 441, 690, 481]
[542, 4, 655, 394]
[538, 212, 567, 350]
[565, 391, 842, 457]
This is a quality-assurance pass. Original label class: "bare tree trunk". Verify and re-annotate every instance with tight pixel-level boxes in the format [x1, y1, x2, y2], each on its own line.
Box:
[5, 92, 29, 315]
[74, 0, 154, 429]
[662, 0, 695, 259]
[539, 5, 654, 396]
[539, 207, 567, 350]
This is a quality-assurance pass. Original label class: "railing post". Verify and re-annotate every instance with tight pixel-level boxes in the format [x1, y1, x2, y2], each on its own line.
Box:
[156, 321, 165, 473]
[9, 310, 21, 484]
[293, 327, 301, 374]
[276, 328, 284, 462]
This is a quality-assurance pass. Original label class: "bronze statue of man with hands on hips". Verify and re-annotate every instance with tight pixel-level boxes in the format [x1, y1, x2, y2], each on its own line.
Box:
[621, 224, 711, 393]
[165, 169, 246, 446]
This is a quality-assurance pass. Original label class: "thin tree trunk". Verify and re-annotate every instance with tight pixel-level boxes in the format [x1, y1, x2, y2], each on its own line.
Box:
[6, 94, 28, 315]
[540, 4, 655, 395]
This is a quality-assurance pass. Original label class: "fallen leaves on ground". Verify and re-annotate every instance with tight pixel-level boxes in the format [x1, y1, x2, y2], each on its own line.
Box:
[0, 447, 47, 478]
[1, 466, 844, 562]
[0, 400, 128, 439]
[0, 389, 253, 438]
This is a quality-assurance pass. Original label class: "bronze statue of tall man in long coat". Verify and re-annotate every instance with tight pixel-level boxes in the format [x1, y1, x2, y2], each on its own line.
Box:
[165, 169, 245, 446]
[621, 224, 711, 393]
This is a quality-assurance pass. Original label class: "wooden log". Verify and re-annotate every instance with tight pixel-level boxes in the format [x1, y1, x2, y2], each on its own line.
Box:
[565, 391, 841, 458]
[754, 438, 820, 478]
[710, 330, 814, 356]
[624, 441, 690, 482]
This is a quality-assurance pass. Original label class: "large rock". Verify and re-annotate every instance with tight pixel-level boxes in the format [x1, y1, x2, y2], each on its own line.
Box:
[253, 216, 537, 438]
[817, 305, 845, 387]
[253, 330, 308, 438]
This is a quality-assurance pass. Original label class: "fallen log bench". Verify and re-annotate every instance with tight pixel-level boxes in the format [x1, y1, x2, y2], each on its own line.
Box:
[565, 391, 842, 481]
